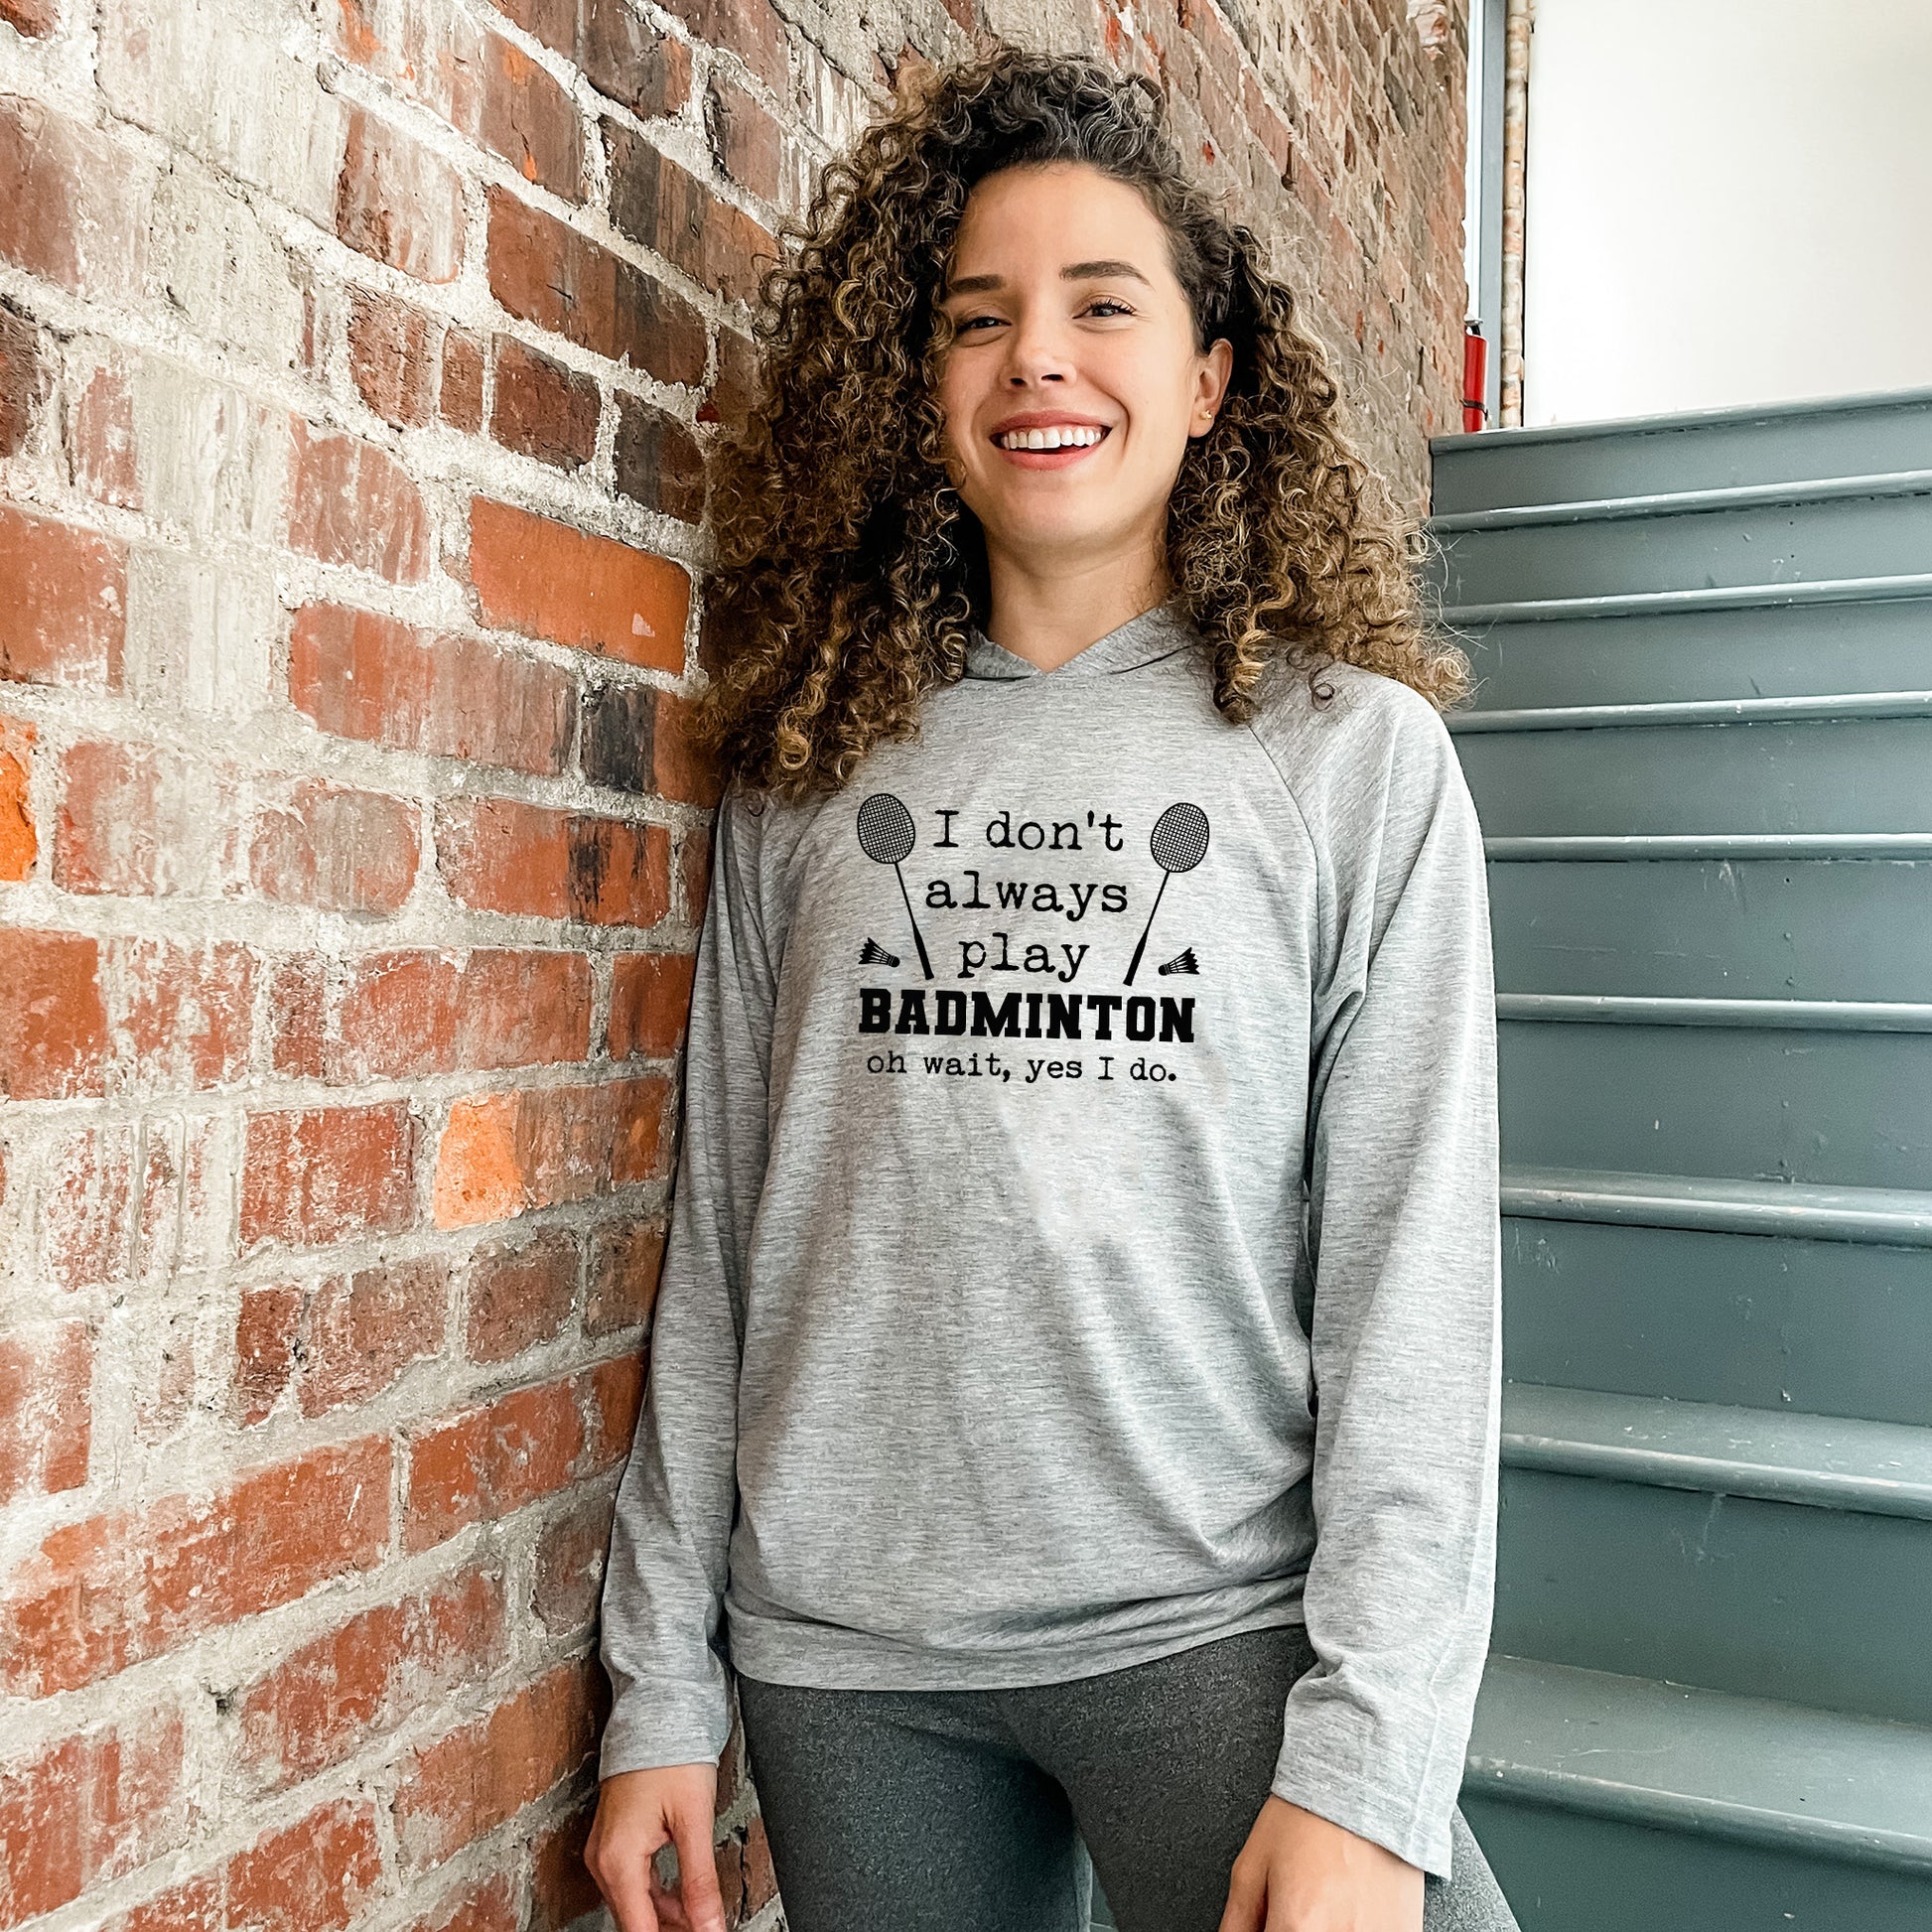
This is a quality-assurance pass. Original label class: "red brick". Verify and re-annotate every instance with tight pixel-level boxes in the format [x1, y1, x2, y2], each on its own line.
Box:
[56, 741, 242, 898]
[267, 955, 327, 1078]
[0, 504, 125, 689]
[532, 1489, 613, 1633]
[586, 1212, 665, 1335]
[289, 602, 576, 777]
[239, 1103, 416, 1253]
[706, 71, 782, 203]
[0, 1706, 196, 1926]
[478, 33, 584, 200]
[0, 95, 155, 300]
[699, 324, 761, 429]
[485, 186, 706, 384]
[579, 1352, 644, 1470]
[249, 780, 419, 916]
[0, 928, 105, 1100]
[39, 1122, 133, 1289]
[497, 0, 692, 120]
[608, 950, 696, 1060]
[234, 1565, 507, 1793]
[223, 1797, 385, 1932]
[0, 1320, 92, 1506]
[0, 1436, 391, 1698]
[230, 1282, 303, 1428]
[739, 1810, 779, 1915]
[132, 1114, 217, 1285]
[489, 335, 601, 472]
[336, 104, 463, 283]
[436, 794, 671, 927]
[66, 364, 141, 509]
[391, 1659, 606, 1871]
[680, 816, 713, 923]
[466, 1226, 579, 1362]
[346, 289, 440, 429]
[101, 1872, 222, 1932]
[469, 494, 689, 669]
[400, 1871, 518, 1932]
[0, 0, 59, 35]
[0, 715, 34, 880]
[234, 1255, 448, 1426]
[289, 420, 432, 583]
[0, 304, 47, 457]
[431, 1077, 667, 1230]
[112, 939, 255, 1091]
[652, 686, 725, 806]
[333, 947, 594, 1081]
[612, 390, 707, 522]
[607, 126, 777, 303]
[404, 1376, 586, 1552]
[530, 1801, 601, 1932]
[441, 329, 485, 433]
[659, 0, 787, 94]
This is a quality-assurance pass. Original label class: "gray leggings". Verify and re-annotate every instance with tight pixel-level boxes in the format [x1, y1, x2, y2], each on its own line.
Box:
[736, 1619, 1521, 1932]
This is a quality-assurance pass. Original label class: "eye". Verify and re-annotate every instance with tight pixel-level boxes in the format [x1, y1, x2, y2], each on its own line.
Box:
[946, 295, 1128, 334]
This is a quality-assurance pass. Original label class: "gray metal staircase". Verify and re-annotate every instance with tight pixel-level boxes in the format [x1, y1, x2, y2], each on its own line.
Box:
[1430, 385, 1932, 1932]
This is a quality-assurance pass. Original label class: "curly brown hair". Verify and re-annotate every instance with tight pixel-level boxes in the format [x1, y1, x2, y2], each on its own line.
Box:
[694, 41, 1471, 802]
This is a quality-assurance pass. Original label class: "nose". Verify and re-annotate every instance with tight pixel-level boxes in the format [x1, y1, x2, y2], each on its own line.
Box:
[1000, 308, 1071, 387]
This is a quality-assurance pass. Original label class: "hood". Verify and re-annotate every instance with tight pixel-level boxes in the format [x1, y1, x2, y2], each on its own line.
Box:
[962, 595, 1202, 680]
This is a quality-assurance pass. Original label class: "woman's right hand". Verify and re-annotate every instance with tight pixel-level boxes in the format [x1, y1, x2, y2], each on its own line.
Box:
[584, 1763, 729, 1932]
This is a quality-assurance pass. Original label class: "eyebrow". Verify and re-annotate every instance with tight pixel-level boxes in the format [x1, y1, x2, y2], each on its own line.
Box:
[942, 258, 1154, 298]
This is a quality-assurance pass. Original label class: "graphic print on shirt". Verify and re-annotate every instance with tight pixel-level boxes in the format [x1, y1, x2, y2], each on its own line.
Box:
[854, 791, 1210, 1086]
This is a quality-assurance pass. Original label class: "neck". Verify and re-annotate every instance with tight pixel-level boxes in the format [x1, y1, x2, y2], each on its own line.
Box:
[982, 547, 1173, 674]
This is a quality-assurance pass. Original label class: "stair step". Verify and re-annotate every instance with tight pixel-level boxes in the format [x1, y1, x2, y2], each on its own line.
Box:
[1499, 1025, 1932, 1195]
[1449, 590, 1932, 716]
[1502, 1210, 1932, 1431]
[1430, 485, 1932, 607]
[1497, 1442, 1932, 1723]
[1431, 467, 1932, 535]
[1430, 382, 1932, 513]
[1451, 689, 1932, 732]
[1500, 1165, 1932, 1246]
[1456, 711, 1932, 839]
[1464, 1653, 1932, 1874]
[1496, 993, 1932, 1034]
[1441, 567, 1932, 626]
[1485, 831, 1932, 860]
[1500, 1384, 1932, 1520]
[1487, 848, 1932, 1006]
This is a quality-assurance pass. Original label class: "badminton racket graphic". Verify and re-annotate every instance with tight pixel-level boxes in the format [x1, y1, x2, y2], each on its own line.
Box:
[1123, 802, 1210, 985]
[856, 791, 934, 979]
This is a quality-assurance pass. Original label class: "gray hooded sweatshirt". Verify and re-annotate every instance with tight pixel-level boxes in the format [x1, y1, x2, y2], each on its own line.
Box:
[597, 596, 1502, 1879]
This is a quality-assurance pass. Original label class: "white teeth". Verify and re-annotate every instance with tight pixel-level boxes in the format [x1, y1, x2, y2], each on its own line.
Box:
[997, 425, 1106, 451]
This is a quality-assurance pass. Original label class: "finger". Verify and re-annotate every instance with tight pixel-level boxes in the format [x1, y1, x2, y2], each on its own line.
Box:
[670, 1805, 730, 1932]
[1216, 1857, 1268, 1932]
[597, 1858, 664, 1932]
[587, 1819, 667, 1932]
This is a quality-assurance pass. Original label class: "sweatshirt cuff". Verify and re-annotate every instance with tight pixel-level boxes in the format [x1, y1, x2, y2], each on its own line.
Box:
[597, 1678, 733, 1782]
[1270, 1685, 1461, 1879]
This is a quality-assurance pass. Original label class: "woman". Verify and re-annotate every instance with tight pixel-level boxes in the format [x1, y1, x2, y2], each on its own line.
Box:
[585, 43, 1518, 1932]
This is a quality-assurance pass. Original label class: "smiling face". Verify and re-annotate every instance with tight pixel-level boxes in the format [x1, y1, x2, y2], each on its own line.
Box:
[935, 160, 1233, 592]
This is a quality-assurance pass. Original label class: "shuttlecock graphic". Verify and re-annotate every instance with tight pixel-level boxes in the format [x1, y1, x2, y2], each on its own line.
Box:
[859, 936, 900, 967]
[1158, 948, 1199, 976]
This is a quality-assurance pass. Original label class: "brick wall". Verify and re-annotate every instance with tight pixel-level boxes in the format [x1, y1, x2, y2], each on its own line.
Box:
[0, 1, 1467, 1928]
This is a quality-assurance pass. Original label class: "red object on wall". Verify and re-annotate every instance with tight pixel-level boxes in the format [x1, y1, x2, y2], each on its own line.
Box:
[1462, 323, 1489, 432]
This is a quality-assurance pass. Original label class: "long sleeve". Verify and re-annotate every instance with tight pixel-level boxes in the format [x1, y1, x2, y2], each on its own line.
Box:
[598, 782, 777, 1778]
[1267, 689, 1503, 1879]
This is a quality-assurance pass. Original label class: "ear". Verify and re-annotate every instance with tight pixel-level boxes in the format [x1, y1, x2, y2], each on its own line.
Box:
[1191, 338, 1235, 435]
